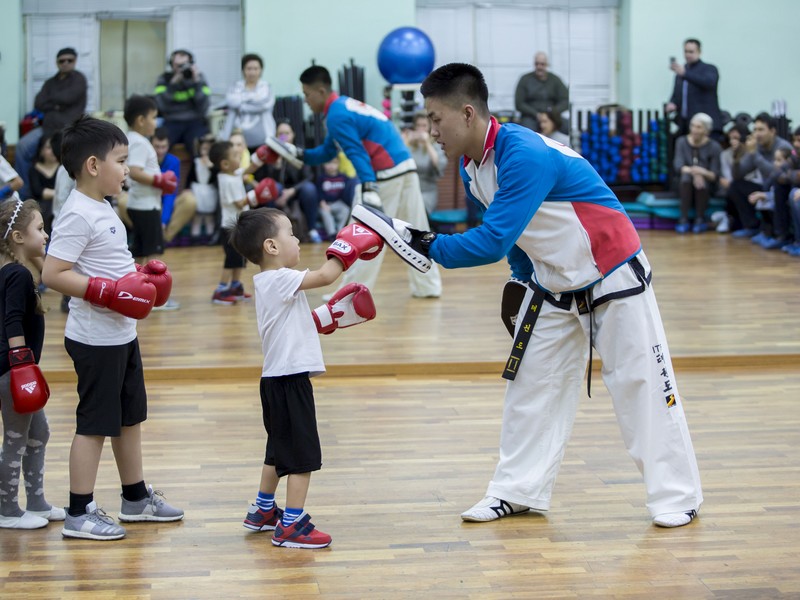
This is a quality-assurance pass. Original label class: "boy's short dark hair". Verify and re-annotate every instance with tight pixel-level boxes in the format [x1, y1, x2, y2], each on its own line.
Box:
[228, 208, 285, 264]
[123, 94, 158, 126]
[61, 115, 129, 179]
[299, 65, 332, 88]
[420, 63, 490, 117]
[754, 112, 777, 130]
[153, 127, 170, 142]
[241, 53, 263, 71]
[209, 141, 233, 170]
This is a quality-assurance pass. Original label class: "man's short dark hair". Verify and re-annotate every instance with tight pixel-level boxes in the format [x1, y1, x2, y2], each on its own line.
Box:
[61, 115, 128, 179]
[228, 208, 285, 265]
[420, 63, 490, 117]
[754, 112, 777, 130]
[241, 53, 263, 71]
[300, 65, 332, 88]
[123, 94, 157, 126]
[57, 47, 77, 59]
[209, 141, 233, 170]
[153, 127, 170, 142]
[684, 38, 701, 50]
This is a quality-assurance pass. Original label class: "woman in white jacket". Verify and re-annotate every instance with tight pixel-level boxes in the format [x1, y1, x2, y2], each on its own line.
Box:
[221, 53, 276, 151]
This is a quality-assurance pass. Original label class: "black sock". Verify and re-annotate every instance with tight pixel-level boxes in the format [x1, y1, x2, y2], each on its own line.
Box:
[68, 492, 94, 517]
[121, 481, 148, 502]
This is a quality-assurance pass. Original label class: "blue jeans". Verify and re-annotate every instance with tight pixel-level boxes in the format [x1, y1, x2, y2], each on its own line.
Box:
[294, 181, 319, 232]
[163, 119, 208, 157]
[14, 128, 43, 199]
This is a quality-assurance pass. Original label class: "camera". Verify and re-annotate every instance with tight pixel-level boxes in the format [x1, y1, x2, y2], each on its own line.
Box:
[181, 64, 194, 79]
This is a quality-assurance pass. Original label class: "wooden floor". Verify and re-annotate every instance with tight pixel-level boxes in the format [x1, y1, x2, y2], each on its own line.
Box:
[2, 230, 800, 599]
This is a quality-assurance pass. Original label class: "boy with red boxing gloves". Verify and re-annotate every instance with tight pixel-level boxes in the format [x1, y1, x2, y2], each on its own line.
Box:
[227, 207, 382, 548]
[42, 115, 183, 541]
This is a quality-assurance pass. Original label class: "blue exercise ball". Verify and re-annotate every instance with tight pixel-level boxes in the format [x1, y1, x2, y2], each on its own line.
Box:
[377, 27, 435, 84]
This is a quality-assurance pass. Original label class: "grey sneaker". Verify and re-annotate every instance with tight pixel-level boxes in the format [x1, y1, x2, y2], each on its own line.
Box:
[119, 485, 184, 522]
[62, 501, 126, 540]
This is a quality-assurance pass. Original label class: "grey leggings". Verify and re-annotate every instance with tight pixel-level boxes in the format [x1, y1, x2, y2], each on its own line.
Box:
[0, 371, 52, 516]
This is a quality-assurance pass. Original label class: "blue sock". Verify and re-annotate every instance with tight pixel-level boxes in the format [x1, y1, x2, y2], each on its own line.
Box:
[231, 280, 241, 288]
[217, 282, 228, 291]
[282, 507, 303, 527]
[256, 492, 274, 511]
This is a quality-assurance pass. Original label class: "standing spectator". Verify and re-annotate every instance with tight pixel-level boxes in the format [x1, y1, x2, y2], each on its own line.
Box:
[250, 120, 321, 243]
[154, 50, 211, 157]
[514, 52, 569, 132]
[15, 48, 87, 199]
[730, 113, 792, 239]
[221, 54, 276, 151]
[537, 110, 572, 148]
[316, 157, 356, 238]
[666, 39, 723, 140]
[187, 134, 218, 242]
[28, 135, 60, 234]
[672, 112, 721, 233]
[402, 112, 448, 215]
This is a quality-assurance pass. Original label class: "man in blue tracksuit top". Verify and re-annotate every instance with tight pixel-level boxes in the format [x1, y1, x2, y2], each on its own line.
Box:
[415, 63, 702, 528]
[299, 65, 441, 299]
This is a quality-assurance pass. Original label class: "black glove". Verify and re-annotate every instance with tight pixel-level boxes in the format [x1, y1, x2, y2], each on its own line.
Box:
[404, 227, 437, 258]
[500, 277, 528, 337]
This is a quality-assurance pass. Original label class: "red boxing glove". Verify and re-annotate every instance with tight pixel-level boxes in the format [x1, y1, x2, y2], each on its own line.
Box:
[247, 177, 279, 207]
[250, 145, 277, 168]
[83, 272, 157, 319]
[136, 260, 173, 307]
[8, 347, 49, 414]
[152, 171, 178, 194]
[326, 223, 384, 270]
[312, 283, 376, 335]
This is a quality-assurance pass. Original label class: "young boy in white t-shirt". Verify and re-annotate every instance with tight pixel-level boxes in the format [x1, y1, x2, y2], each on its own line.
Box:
[227, 207, 382, 548]
[42, 115, 183, 541]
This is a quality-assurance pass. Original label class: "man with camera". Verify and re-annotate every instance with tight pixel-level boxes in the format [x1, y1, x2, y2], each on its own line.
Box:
[154, 49, 211, 157]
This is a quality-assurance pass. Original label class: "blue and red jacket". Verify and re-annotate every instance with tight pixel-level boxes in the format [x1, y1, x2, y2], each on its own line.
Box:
[429, 118, 641, 294]
[304, 92, 415, 183]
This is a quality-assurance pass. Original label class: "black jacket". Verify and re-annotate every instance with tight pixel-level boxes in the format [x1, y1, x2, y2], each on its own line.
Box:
[669, 59, 723, 133]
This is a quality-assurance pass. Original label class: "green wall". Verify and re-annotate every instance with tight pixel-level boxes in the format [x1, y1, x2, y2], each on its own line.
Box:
[243, 0, 415, 112]
[0, 0, 23, 144]
[618, 0, 800, 127]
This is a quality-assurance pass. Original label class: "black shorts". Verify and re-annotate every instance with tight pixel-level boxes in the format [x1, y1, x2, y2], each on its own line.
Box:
[128, 208, 164, 258]
[65, 338, 147, 437]
[221, 228, 247, 269]
[260, 373, 322, 477]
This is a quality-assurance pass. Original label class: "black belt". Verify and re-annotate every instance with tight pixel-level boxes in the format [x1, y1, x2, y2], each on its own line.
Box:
[501, 257, 651, 392]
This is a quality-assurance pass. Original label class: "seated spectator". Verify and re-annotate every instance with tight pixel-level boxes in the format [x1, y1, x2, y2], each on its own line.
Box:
[514, 52, 569, 132]
[188, 134, 219, 242]
[0, 152, 24, 202]
[151, 127, 197, 244]
[715, 124, 755, 232]
[537, 110, 571, 147]
[15, 47, 86, 198]
[783, 128, 800, 255]
[27, 133, 59, 232]
[316, 156, 356, 238]
[220, 53, 276, 151]
[402, 112, 447, 215]
[672, 112, 721, 233]
[746, 147, 793, 248]
[730, 113, 793, 240]
[250, 120, 320, 242]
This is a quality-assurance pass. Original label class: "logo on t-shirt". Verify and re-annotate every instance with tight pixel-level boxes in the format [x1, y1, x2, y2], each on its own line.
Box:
[110, 227, 116, 234]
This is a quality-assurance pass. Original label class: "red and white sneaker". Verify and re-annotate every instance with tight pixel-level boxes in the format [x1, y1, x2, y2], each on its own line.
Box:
[243, 504, 283, 532]
[271, 512, 331, 549]
[228, 283, 252, 303]
[211, 288, 237, 305]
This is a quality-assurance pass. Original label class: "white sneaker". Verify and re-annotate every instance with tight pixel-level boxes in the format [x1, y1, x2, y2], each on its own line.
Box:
[460, 496, 530, 522]
[152, 298, 181, 311]
[28, 506, 66, 521]
[0, 511, 49, 529]
[653, 509, 698, 528]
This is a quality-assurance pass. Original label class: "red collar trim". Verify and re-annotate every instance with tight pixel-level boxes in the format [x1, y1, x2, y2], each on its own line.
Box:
[323, 92, 339, 116]
[463, 117, 500, 168]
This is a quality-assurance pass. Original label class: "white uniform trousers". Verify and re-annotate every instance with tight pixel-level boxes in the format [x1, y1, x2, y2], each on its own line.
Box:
[338, 172, 442, 297]
[487, 252, 703, 516]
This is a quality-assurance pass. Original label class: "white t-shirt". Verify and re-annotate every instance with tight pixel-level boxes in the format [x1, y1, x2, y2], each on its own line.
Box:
[47, 189, 138, 345]
[126, 130, 162, 211]
[254, 268, 325, 378]
[0, 155, 20, 200]
[217, 172, 248, 229]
